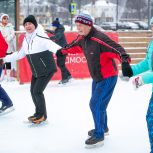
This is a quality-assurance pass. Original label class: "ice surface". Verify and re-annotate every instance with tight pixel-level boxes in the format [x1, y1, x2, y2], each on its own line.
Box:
[0, 78, 150, 153]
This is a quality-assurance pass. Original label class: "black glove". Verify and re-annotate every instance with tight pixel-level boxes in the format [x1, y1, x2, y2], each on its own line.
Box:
[121, 62, 133, 77]
[56, 49, 63, 58]
[45, 29, 54, 34]
[121, 54, 131, 63]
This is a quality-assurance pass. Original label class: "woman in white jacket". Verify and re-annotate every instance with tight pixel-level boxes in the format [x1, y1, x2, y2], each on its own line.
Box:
[3, 15, 61, 124]
[0, 13, 16, 81]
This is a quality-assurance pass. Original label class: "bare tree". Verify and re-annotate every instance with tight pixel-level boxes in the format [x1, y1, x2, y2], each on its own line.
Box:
[125, 0, 147, 19]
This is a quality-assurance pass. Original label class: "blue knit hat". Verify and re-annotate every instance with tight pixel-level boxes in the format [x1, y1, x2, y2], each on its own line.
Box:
[150, 17, 153, 25]
[52, 18, 60, 28]
[75, 13, 93, 26]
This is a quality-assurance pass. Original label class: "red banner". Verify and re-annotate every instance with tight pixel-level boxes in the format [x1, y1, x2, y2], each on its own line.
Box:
[18, 31, 118, 83]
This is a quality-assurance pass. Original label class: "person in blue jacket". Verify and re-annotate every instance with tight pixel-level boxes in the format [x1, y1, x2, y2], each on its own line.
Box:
[122, 17, 153, 153]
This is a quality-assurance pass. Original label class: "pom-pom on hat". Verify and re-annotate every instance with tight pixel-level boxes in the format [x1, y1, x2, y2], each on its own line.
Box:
[52, 18, 60, 28]
[23, 15, 38, 28]
[75, 13, 93, 27]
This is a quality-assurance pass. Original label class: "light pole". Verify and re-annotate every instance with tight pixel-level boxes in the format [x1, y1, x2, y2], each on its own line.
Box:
[70, 0, 73, 31]
[78, 0, 81, 13]
[91, 0, 96, 18]
[116, 0, 119, 30]
[15, 0, 19, 31]
[27, 0, 29, 16]
[69, 0, 77, 31]
[148, 0, 151, 29]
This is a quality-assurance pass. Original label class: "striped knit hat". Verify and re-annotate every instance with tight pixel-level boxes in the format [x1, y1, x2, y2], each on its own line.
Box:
[75, 13, 93, 27]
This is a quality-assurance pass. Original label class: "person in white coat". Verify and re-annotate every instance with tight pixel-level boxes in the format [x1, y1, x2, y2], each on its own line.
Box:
[3, 15, 61, 124]
[0, 13, 16, 81]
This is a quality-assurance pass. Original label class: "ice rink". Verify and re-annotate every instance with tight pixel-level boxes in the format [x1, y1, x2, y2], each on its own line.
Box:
[0, 78, 151, 153]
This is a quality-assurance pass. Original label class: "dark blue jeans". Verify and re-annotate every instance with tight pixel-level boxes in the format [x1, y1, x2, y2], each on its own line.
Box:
[146, 92, 153, 153]
[0, 67, 13, 106]
[89, 76, 118, 138]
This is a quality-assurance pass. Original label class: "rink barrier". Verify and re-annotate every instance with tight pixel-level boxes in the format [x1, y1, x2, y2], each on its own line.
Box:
[118, 31, 151, 64]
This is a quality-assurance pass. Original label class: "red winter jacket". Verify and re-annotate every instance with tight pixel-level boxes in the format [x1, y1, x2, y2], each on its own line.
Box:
[0, 32, 8, 58]
[62, 27, 130, 82]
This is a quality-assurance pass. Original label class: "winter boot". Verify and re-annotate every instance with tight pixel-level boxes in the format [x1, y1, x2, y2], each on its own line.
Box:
[58, 76, 72, 85]
[32, 115, 46, 124]
[28, 114, 37, 122]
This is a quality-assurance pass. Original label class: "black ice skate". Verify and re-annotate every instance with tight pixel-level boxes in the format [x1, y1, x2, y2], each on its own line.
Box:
[0, 104, 14, 115]
[58, 76, 72, 85]
[85, 136, 104, 148]
[88, 127, 109, 137]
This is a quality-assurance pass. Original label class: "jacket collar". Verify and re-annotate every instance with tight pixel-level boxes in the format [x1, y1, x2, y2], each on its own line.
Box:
[84, 27, 96, 39]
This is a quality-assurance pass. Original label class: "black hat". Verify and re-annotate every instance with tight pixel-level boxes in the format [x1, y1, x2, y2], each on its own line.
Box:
[52, 18, 60, 28]
[23, 15, 38, 28]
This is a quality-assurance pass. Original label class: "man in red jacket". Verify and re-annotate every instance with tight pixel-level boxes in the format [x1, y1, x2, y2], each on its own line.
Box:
[56, 13, 130, 147]
[0, 31, 14, 114]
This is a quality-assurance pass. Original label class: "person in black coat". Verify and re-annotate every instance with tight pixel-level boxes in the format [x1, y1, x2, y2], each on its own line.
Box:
[48, 18, 72, 84]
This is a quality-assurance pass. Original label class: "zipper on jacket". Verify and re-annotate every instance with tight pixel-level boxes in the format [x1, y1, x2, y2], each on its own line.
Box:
[28, 54, 38, 77]
[112, 59, 117, 71]
[84, 39, 87, 53]
[25, 35, 38, 77]
[40, 58, 47, 67]
[26, 45, 38, 77]
[31, 40, 33, 50]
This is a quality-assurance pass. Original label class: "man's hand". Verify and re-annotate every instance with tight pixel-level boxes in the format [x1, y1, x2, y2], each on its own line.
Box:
[56, 49, 63, 58]
[121, 62, 133, 77]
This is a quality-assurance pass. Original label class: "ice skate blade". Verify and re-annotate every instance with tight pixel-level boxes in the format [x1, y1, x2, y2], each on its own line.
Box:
[27, 120, 48, 128]
[85, 141, 104, 149]
[104, 132, 109, 136]
[0, 107, 15, 116]
[57, 81, 72, 87]
[57, 78, 74, 87]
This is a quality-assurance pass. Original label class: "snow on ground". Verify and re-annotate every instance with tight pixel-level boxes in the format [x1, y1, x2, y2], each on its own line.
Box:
[0, 78, 151, 153]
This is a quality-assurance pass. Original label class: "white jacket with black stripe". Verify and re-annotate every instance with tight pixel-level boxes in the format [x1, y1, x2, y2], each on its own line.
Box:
[4, 24, 61, 77]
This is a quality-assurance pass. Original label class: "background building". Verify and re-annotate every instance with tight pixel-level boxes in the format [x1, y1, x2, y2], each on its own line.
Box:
[0, 0, 153, 31]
